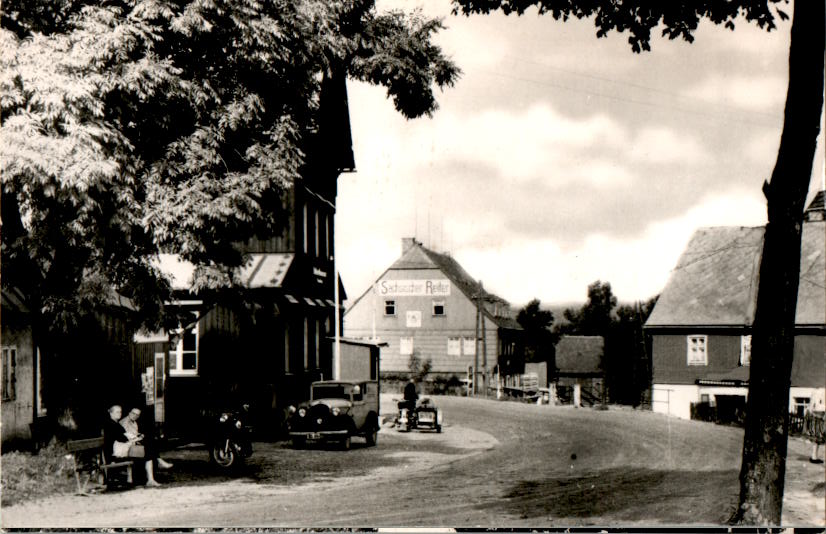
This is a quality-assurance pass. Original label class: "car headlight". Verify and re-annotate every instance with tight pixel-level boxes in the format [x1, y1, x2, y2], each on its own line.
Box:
[235, 420, 242, 429]
[298, 408, 306, 418]
[331, 407, 340, 416]
[288, 405, 296, 414]
[219, 413, 229, 423]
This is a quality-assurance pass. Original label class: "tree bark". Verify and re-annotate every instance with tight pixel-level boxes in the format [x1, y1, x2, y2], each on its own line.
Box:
[732, 0, 824, 525]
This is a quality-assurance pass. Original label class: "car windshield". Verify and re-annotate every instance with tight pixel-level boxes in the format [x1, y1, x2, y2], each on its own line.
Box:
[312, 384, 350, 400]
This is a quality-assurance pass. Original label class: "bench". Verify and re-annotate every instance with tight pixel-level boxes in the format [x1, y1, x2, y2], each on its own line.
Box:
[66, 436, 134, 494]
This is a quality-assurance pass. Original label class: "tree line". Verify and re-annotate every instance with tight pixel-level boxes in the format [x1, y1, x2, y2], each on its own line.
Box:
[517, 280, 657, 406]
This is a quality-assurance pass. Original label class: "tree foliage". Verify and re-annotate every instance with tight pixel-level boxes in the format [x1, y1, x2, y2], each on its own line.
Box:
[453, 0, 789, 52]
[516, 298, 556, 364]
[1, 0, 460, 331]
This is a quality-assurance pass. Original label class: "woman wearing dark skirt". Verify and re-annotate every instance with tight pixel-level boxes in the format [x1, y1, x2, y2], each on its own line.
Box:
[103, 404, 161, 486]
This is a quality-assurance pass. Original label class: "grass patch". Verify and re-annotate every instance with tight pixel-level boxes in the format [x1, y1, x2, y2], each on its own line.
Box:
[1, 440, 77, 507]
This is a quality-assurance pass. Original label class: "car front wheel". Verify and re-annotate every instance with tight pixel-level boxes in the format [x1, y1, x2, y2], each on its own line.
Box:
[366, 425, 378, 446]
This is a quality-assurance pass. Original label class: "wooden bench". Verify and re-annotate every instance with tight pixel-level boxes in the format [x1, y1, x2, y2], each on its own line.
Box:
[66, 436, 134, 494]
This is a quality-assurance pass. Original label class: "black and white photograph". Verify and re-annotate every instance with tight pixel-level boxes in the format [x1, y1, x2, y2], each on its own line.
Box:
[1, 0, 824, 529]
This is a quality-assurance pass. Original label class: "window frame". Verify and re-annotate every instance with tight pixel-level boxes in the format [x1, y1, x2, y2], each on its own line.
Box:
[740, 335, 752, 367]
[169, 313, 199, 377]
[432, 299, 446, 316]
[686, 335, 708, 366]
[2, 346, 17, 401]
[384, 300, 396, 316]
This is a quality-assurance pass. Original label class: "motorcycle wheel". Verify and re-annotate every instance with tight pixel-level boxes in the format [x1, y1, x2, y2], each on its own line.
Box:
[210, 441, 237, 468]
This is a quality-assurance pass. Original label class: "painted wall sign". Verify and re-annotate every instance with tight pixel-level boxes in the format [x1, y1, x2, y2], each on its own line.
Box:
[406, 310, 422, 328]
[378, 279, 451, 296]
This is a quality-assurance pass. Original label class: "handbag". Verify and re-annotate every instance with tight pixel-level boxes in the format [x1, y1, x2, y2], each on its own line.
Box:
[127, 444, 146, 458]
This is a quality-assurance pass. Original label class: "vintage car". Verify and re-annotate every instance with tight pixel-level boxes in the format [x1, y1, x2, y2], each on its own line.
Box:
[287, 380, 380, 450]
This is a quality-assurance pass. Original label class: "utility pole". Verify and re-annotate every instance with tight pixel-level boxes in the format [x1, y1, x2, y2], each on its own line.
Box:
[479, 280, 487, 398]
[473, 283, 480, 396]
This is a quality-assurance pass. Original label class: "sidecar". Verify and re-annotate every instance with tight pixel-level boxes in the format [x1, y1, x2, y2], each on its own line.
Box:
[413, 397, 443, 432]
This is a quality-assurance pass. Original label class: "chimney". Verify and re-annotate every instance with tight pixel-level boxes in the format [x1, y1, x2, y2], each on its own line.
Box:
[402, 237, 418, 254]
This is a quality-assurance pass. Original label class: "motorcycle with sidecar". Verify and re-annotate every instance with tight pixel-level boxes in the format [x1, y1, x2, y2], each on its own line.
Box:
[394, 397, 442, 433]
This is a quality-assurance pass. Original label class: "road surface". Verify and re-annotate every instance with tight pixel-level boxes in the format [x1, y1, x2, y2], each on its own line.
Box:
[2, 394, 822, 527]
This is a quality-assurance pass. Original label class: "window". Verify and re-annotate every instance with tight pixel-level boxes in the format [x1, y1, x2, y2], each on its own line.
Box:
[170, 313, 199, 376]
[686, 335, 707, 366]
[384, 300, 396, 316]
[399, 337, 413, 355]
[432, 300, 445, 316]
[447, 337, 461, 356]
[303, 318, 309, 369]
[2, 346, 16, 401]
[314, 210, 320, 257]
[463, 337, 476, 355]
[315, 319, 321, 368]
[793, 397, 811, 417]
[302, 203, 308, 254]
[740, 335, 752, 366]
[700, 394, 710, 404]
[284, 323, 291, 373]
[324, 215, 330, 259]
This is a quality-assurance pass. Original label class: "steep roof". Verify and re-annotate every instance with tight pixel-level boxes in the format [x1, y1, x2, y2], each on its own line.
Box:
[352, 239, 521, 329]
[555, 335, 604, 374]
[646, 220, 825, 327]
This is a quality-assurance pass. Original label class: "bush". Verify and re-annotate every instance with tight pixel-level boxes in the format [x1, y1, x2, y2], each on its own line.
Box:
[1, 439, 76, 507]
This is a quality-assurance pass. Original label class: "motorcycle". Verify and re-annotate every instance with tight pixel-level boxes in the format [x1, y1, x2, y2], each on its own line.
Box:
[395, 397, 442, 433]
[208, 403, 253, 469]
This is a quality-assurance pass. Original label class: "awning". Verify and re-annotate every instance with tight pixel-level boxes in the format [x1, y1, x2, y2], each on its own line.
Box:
[697, 366, 750, 387]
[238, 253, 293, 288]
[157, 253, 294, 290]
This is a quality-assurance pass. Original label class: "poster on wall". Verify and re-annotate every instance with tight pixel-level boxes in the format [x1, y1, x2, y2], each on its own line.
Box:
[142, 366, 155, 405]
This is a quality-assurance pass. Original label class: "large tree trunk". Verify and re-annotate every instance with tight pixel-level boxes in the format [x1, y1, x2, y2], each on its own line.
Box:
[732, 0, 824, 525]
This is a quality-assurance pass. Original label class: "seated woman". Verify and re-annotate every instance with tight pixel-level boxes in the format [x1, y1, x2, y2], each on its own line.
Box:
[119, 407, 173, 470]
[103, 404, 161, 487]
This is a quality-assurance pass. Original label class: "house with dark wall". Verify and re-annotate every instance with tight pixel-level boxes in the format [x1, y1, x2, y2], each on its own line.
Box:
[139, 74, 355, 437]
[644, 191, 825, 420]
[554, 335, 605, 406]
[1, 287, 137, 447]
[344, 238, 525, 390]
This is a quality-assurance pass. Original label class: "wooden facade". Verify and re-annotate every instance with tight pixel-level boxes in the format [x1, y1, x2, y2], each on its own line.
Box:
[645, 194, 825, 420]
[344, 238, 526, 386]
[136, 73, 354, 438]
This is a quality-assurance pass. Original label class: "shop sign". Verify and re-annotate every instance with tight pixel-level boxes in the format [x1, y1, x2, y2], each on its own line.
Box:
[378, 279, 450, 297]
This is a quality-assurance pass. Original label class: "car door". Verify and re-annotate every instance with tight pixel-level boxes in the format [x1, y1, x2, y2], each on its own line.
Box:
[350, 382, 368, 430]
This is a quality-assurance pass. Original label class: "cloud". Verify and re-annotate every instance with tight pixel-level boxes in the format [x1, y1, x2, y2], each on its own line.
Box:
[437, 190, 768, 306]
[682, 75, 787, 113]
[629, 127, 709, 164]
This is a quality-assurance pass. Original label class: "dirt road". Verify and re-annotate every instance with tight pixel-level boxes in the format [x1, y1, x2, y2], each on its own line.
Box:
[2, 395, 822, 528]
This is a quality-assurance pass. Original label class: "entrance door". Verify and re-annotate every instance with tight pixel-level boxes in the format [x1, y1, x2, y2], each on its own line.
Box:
[154, 352, 166, 423]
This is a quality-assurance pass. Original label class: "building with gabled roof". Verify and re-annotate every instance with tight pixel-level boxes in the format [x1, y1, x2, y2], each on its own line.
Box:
[344, 238, 525, 388]
[644, 192, 826, 420]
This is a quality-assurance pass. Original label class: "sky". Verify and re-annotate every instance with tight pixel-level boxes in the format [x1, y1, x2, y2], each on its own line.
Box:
[336, 1, 826, 309]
